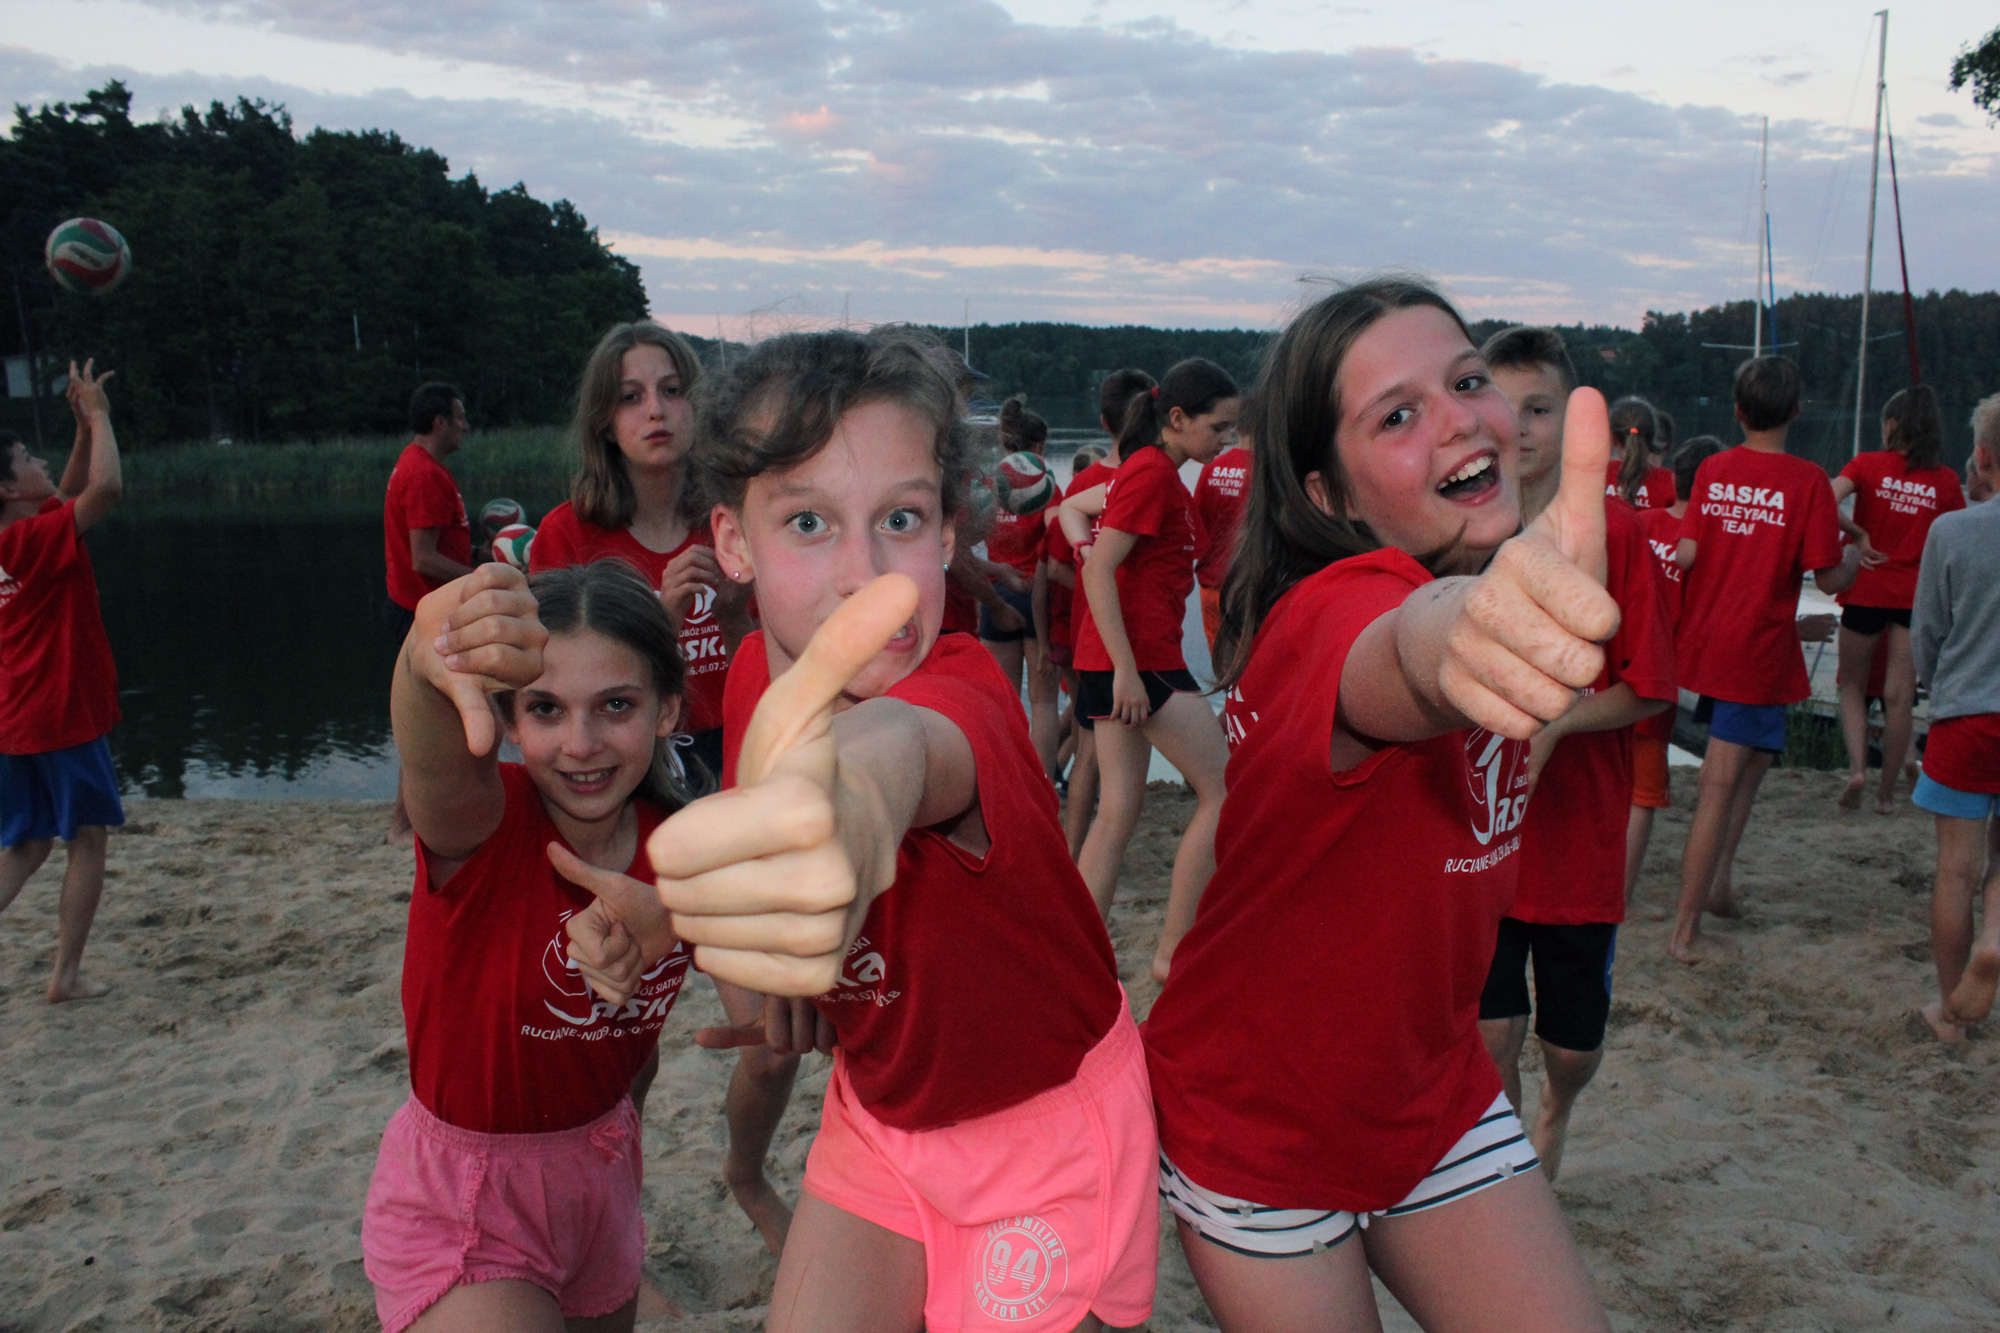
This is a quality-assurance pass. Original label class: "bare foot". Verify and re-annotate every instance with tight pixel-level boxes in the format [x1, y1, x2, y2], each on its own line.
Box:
[48, 975, 110, 1004]
[1946, 941, 2000, 1025]
[635, 1275, 686, 1323]
[728, 1174, 793, 1258]
[1918, 1000, 1967, 1044]
[1706, 891, 1743, 920]
[1903, 758, 1920, 792]
[1874, 788, 1896, 816]
[1531, 1097, 1573, 1184]
[1667, 931, 1738, 965]
[1637, 899, 1669, 923]
[1837, 773, 1865, 811]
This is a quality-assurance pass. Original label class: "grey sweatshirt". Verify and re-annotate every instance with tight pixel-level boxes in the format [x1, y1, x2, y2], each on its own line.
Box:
[1912, 496, 2000, 721]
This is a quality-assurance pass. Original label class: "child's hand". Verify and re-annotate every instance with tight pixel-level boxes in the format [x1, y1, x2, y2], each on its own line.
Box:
[413, 564, 547, 756]
[549, 841, 680, 974]
[65, 359, 114, 420]
[694, 994, 838, 1057]
[647, 574, 921, 996]
[565, 901, 643, 1006]
[1437, 388, 1622, 739]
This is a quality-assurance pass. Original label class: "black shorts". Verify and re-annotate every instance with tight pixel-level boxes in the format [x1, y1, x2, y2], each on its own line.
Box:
[1840, 604, 1911, 636]
[1074, 668, 1199, 731]
[382, 599, 416, 640]
[979, 582, 1034, 643]
[1478, 917, 1618, 1053]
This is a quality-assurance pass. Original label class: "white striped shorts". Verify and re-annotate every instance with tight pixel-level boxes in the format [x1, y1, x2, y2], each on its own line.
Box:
[1159, 1093, 1538, 1258]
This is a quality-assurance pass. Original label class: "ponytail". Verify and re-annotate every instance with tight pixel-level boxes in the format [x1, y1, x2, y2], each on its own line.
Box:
[1115, 358, 1239, 462]
[1882, 385, 1943, 470]
[1608, 397, 1658, 505]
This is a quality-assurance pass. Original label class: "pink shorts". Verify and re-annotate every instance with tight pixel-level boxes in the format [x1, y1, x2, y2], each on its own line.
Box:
[804, 1004, 1159, 1331]
[361, 1095, 643, 1333]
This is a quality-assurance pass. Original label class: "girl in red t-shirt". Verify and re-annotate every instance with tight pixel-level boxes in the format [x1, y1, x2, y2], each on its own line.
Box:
[1144, 280, 1618, 1331]
[1606, 395, 1675, 509]
[651, 329, 1159, 1333]
[983, 397, 1060, 775]
[363, 559, 699, 1333]
[1057, 359, 1240, 981]
[1832, 385, 1966, 815]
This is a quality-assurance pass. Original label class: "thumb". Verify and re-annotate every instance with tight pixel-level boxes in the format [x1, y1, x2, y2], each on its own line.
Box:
[546, 841, 641, 913]
[738, 573, 922, 786]
[1538, 387, 1610, 585]
[446, 675, 498, 756]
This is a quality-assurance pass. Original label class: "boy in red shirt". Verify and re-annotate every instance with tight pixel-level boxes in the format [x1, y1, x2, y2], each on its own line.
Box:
[0, 361, 125, 1003]
[1478, 328, 1676, 1179]
[382, 381, 472, 637]
[1670, 357, 1856, 962]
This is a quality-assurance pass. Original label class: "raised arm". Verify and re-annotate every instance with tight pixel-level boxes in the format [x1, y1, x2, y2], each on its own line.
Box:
[63, 361, 122, 533]
[649, 576, 984, 995]
[391, 565, 548, 864]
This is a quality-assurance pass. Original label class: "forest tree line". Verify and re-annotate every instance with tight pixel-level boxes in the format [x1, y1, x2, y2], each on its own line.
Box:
[5, 82, 1995, 476]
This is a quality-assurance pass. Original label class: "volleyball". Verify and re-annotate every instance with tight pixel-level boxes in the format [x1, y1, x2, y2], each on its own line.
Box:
[996, 451, 1054, 515]
[45, 218, 132, 296]
[480, 498, 525, 536]
[492, 523, 535, 570]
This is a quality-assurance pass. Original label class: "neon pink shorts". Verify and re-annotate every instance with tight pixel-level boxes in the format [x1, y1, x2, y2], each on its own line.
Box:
[361, 1095, 643, 1333]
[803, 1003, 1159, 1331]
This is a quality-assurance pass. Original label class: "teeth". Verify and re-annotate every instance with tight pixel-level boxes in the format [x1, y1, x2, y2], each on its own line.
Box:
[1439, 455, 1493, 490]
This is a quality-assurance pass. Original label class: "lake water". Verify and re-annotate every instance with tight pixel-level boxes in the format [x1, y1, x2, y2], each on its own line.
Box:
[90, 430, 1220, 799]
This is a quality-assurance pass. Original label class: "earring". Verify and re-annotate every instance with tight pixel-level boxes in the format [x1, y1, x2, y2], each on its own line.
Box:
[943, 560, 951, 572]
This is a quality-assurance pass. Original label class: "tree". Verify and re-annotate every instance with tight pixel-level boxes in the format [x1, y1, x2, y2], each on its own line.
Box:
[1950, 25, 2000, 122]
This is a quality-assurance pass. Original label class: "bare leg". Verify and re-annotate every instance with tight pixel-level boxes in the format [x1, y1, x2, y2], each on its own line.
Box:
[1365, 1171, 1609, 1333]
[1623, 806, 1660, 919]
[1065, 726, 1098, 862]
[1027, 642, 1062, 781]
[1875, 626, 1916, 815]
[49, 827, 110, 1003]
[407, 1277, 567, 1332]
[1670, 739, 1754, 963]
[1530, 1042, 1604, 1183]
[1176, 1219, 1384, 1333]
[766, 1192, 926, 1333]
[1928, 814, 1990, 1037]
[628, 1048, 660, 1121]
[0, 837, 55, 916]
[1477, 1016, 1529, 1115]
[1141, 692, 1229, 981]
[714, 978, 800, 1256]
[1705, 747, 1773, 919]
[1948, 819, 2000, 1025]
[1835, 626, 1877, 810]
[982, 637, 1026, 700]
[1076, 716, 1151, 917]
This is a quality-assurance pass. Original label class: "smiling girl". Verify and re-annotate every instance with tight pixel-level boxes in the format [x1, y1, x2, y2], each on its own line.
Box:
[1143, 279, 1616, 1332]
[364, 559, 696, 1333]
[650, 329, 1158, 1333]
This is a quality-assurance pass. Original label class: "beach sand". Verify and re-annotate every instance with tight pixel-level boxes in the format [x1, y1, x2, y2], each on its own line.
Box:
[3, 770, 1996, 1331]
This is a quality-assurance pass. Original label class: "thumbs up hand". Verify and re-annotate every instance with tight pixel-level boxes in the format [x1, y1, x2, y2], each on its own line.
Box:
[414, 564, 547, 756]
[1437, 388, 1622, 739]
[647, 575, 923, 996]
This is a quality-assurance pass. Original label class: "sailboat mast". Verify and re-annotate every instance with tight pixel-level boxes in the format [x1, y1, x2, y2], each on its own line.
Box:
[1853, 9, 1888, 458]
[1755, 116, 1768, 358]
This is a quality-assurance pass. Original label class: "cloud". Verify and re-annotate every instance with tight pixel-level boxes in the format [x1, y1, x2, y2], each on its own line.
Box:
[6, 0, 1996, 331]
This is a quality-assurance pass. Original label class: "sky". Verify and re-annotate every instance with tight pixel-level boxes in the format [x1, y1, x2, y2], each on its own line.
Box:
[2, 0, 1996, 336]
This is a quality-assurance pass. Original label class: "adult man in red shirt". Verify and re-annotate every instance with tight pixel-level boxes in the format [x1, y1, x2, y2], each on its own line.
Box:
[382, 382, 472, 637]
[0, 361, 125, 1003]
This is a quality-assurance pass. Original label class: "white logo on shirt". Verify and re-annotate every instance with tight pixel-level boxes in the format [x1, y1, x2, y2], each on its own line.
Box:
[523, 908, 690, 1038]
[974, 1216, 1069, 1322]
[822, 934, 901, 1008]
[1874, 476, 1938, 516]
[1463, 730, 1529, 849]
[1700, 481, 1788, 535]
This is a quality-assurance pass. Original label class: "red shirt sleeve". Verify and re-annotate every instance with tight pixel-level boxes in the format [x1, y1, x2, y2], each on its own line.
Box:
[1798, 469, 1844, 574]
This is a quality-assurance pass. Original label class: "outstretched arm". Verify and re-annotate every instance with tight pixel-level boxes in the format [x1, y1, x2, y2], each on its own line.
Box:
[63, 361, 122, 533]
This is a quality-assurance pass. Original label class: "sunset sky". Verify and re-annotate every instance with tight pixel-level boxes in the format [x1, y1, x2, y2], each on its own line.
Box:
[5, 1, 1996, 335]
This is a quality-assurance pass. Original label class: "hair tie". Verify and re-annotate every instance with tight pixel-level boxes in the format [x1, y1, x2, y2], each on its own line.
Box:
[1150, 385, 1161, 399]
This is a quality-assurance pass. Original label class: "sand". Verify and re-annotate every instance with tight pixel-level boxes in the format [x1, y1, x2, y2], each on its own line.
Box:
[2, 770, 1996, 1332]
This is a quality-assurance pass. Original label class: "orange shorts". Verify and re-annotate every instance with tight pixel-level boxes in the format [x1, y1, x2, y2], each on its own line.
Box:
[1200, 586, 1223, 653]
[1631, 734, 1670, 809]
[802, 1005, 1158, 1331]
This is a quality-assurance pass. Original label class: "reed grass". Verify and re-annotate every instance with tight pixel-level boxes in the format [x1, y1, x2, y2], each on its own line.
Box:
[116, 426, 572, 502]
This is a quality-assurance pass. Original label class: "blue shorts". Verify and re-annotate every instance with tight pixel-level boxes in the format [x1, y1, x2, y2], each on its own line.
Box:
[1913, 772, 2000, 822]
[978, 581, 1034, 644]
[1697, 697, 1788, 755]
[0, 738, 126, 847]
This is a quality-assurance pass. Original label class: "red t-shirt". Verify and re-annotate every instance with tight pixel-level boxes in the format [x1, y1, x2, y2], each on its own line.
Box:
[1923, 714, 2000, 794]
[722, 632, 1121, 1131]
[1063, 460, 1117, 650]
[1042, 519, 1074, 650]
[1074, 446, 1198, 673]
[0, 499, 120, 755]
[1633, 506, 1685, 744]
[1509, 503, 1677, 925]
[941, 580, 979, 635]
[530, 503, 730, 734]
[403, 764, 691, 1134]
[1837, 450, 1966, 610]
[1144, 548, 1529, 1211]
[1192, 446, 1252, 591]
[383, 443, 471, 611]
[1605, 462, 1675, 510]
[1677, 448, 1843, 706]
[985, 507, 1043, 580]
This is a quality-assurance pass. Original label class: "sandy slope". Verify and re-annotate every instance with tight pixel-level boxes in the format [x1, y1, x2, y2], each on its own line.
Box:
[1, 770, 1995, 1332]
